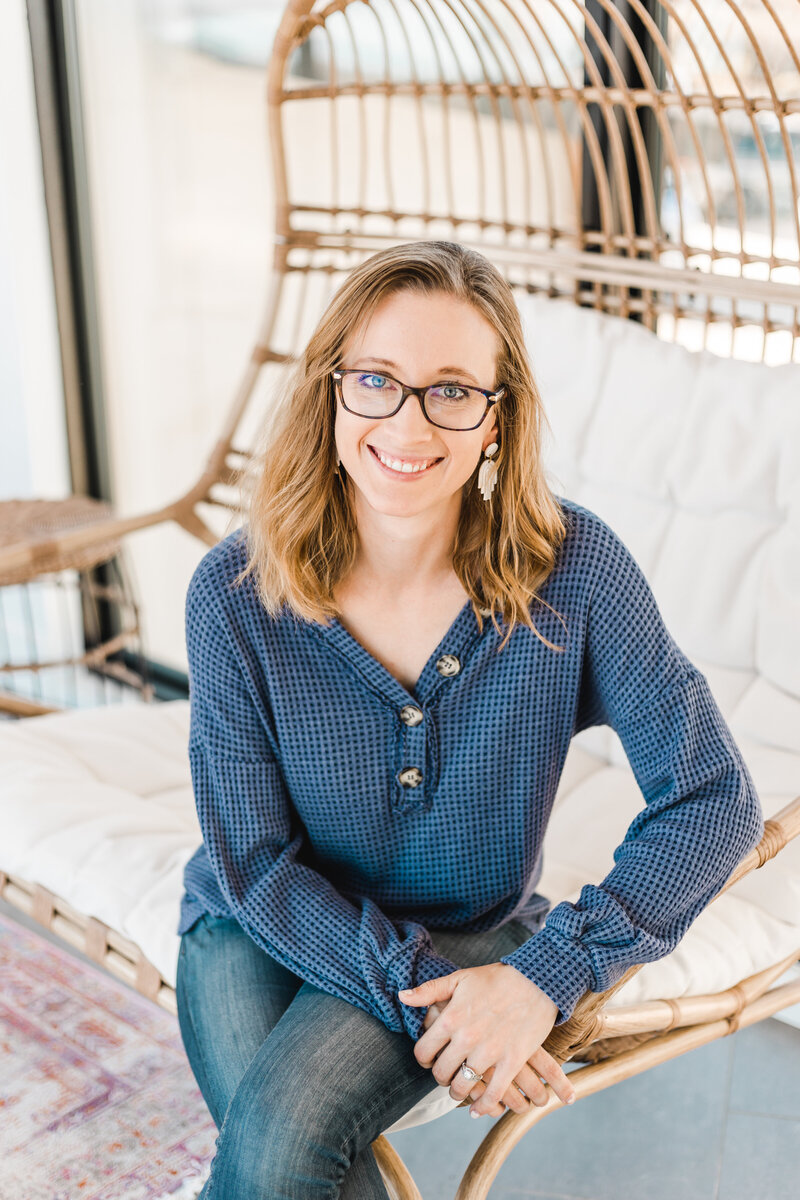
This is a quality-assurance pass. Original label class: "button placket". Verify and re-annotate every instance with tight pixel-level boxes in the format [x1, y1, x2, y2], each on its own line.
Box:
[394, 703, 427, 810]
[401, 630, 478, 808]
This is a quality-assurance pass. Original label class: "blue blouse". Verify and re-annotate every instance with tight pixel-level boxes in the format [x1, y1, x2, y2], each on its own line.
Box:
[178, 495, 764, 1041]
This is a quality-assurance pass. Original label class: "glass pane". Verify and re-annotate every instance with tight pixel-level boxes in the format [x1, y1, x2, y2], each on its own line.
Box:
[72, 0, 289, 673]
[656, 0, 800, 362]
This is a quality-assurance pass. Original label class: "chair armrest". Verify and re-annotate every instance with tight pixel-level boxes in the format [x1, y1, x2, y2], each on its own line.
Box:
[0, 496, 218, 586]
[542, 792, 800, 1065]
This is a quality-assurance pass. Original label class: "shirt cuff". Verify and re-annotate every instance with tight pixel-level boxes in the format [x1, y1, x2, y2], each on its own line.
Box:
[499, 924, 596, 1026]
[388, 949, 461, 1041]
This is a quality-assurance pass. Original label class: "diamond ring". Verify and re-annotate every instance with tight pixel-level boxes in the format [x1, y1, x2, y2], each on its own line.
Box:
[459, 1061, 484, 1083]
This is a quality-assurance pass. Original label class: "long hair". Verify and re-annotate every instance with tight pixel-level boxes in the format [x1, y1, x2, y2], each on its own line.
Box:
[232, 240, 568, 652]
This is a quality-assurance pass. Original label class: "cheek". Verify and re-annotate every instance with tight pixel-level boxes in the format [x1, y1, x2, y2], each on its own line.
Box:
[453, 442, 483, 481]
[335, 411, 369, 458]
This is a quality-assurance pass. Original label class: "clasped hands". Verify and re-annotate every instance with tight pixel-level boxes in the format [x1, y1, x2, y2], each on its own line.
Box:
[398, 962, 576, 1118]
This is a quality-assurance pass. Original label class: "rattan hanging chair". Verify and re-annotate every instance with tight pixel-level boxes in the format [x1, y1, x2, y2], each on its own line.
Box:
[1, 2, 799, 1197]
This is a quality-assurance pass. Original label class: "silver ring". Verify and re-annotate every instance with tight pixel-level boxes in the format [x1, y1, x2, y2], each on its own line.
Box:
[459, 1061, 484, 1084]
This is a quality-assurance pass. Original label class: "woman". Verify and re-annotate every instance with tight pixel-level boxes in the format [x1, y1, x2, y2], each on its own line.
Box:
[175, 240, 763, 1198]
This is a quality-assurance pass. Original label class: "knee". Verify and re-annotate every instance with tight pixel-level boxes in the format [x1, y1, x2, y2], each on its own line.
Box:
[208, 1075, 356, 1199]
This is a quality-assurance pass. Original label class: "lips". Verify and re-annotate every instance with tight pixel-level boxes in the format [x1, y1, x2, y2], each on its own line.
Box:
[368, 444, 444, 477]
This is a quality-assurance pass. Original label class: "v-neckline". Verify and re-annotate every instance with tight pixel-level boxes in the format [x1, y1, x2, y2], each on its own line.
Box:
[311, 596, 478, 703]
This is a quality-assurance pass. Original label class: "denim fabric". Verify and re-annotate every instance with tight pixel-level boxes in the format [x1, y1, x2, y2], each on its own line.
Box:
[176, 911, 533, 1199]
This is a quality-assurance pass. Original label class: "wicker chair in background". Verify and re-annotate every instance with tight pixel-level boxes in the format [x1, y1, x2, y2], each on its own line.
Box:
[0, 498, 154, 716]
[1, 2, 799, 1196]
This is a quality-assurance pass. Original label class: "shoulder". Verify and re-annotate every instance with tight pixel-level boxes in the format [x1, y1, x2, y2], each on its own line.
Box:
[185, 527, 256, 624]
[549, 494, 639, 594]
[187, 527, 247, 595]
[185, 527, 298, 651]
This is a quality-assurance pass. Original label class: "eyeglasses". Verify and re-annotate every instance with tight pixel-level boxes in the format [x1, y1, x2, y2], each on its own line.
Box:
[332, 368, 504, 431]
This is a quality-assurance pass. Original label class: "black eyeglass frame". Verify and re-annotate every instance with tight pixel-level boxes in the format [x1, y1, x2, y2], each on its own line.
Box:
[331, 368, 505, 431]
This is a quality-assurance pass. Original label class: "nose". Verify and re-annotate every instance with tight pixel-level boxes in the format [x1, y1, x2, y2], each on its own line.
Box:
[385, 392, 437, 443]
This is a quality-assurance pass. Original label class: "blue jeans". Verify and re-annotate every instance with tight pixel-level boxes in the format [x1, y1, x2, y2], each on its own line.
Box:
[175, 910, 533, 1199]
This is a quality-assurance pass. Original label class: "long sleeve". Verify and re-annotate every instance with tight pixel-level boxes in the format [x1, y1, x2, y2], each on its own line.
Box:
[499, 519, 765, 1026]
[185, 569, 460, 1040]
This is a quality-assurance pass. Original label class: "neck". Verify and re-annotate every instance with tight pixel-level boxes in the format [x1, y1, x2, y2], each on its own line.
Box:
[347, 486, 463, 595]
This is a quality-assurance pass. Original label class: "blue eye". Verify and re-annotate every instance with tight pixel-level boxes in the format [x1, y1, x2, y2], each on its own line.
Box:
[357, 373, 388, 389]
[428, 383, 470, 403]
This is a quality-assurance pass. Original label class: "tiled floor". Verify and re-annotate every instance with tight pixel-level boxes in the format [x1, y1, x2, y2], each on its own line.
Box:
[2, 896, 798, 1200]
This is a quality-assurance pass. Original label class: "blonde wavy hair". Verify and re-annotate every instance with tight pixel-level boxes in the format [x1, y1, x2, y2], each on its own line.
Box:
[232, 239, 568, 652]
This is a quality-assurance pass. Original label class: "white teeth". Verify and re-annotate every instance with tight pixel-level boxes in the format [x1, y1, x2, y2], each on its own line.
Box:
[374, 448, 435, 473]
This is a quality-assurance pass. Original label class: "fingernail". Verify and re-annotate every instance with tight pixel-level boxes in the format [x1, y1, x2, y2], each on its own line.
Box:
[567, 1095, 576, 1105]
[470, 1109, 481, 1119]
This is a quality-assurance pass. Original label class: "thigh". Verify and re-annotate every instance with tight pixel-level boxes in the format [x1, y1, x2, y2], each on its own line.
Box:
[203, 917, 534, 1199]
[175, 912, 305, 1129]
[428, 917, 534, 971]
[205, 977, 435, 1199]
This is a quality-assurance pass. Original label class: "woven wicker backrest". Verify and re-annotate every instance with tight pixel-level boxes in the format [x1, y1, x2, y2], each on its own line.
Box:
[206, 0, 800, 520]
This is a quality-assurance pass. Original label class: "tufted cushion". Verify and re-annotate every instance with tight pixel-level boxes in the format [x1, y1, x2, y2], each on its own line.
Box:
[517, 292, 800, 707]
[0, 298, 798, 1135]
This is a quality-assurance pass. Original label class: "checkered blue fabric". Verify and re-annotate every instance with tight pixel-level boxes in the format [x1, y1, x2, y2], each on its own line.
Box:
[179, 496, 764, 1040]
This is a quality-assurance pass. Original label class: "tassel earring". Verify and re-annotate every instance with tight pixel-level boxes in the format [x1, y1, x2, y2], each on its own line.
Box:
[477, 442, 499, 501]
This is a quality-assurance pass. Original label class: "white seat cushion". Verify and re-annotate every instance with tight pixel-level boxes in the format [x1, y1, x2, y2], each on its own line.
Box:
[0, 701, 199, 991]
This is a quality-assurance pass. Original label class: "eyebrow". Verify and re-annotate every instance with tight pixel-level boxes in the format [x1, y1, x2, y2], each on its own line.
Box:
[350, 357, 481, 386]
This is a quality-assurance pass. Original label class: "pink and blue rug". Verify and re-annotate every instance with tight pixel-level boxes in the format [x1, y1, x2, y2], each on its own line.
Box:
[0, 910, 214, 1198]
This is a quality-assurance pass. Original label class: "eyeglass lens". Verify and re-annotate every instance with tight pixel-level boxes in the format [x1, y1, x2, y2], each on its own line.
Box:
[341, 372, 487, 430]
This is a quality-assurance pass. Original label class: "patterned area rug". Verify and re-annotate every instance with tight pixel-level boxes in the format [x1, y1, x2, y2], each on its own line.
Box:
[0, 911, 214, 1199]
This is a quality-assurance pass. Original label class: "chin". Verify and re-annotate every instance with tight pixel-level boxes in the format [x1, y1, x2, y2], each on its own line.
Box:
[363, 489, 430, 516]
[360, 482, 464, 521]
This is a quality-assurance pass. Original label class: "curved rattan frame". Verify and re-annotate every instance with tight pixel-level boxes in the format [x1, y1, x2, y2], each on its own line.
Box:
[1, 2, 799, 1195]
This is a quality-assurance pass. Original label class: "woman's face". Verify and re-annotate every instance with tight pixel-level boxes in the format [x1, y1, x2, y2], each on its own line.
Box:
[334, 289, 501, 519]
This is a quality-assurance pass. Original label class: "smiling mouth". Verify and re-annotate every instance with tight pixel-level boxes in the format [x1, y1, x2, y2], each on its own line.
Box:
[368, 444, 444, 476]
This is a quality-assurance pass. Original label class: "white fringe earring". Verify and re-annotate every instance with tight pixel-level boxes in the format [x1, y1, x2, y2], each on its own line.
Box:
[477, 442, 499, 501]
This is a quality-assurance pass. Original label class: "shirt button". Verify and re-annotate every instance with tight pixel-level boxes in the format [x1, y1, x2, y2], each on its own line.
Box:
[399, 705, 423, 727]
[397, 766, 423, 788]
[435, 654, 461, 677]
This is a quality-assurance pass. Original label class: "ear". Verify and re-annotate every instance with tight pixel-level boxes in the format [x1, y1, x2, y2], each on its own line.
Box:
[482, 419, 499, 452]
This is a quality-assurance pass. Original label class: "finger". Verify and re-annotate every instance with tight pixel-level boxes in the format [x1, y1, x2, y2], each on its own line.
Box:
[460, 1074, 505, 1119]
[399, 973, 460, 1008]
[469, 1058, 517, 1118]
[446, 1053, 492, 1103]
[422, 1001, 444, 1032]
[466, 1065, 545, 1116]
[448, 1060, 532, 1117]
[428, 1037, 485, 1089]
[413, 1013, 456, 1070]
[529, 1046, 577, 1107]
[507, 1063, 550, 1111]
[456, 1064, 558, 1119]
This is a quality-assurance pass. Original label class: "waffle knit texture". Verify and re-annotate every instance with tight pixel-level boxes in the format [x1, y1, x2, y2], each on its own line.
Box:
[179, 496, 764, 1041]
